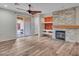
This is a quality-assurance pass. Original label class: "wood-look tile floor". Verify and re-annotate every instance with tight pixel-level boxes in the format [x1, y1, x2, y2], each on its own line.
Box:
[0, 36, 78, 56]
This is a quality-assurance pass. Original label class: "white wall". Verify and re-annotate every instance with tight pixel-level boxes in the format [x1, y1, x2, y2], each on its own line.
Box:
[0, 8, 16, 42]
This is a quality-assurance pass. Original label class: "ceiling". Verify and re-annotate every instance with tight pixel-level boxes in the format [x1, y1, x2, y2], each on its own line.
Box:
[0, 3, 79, 14]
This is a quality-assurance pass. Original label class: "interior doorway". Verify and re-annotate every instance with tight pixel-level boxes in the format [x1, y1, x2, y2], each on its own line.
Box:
[16, 15, 32, 38]
[16, 16, 24, 37]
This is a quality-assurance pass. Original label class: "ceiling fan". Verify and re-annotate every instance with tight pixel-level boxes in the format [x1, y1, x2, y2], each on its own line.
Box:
[15, 3, 42, 15]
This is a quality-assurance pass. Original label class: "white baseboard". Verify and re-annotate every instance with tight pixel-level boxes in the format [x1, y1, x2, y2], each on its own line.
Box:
[0, 37, 17, 42]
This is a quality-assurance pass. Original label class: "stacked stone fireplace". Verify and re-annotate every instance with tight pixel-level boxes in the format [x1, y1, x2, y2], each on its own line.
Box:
[52, 28, 78, 42]
[52, 6, 79, 42]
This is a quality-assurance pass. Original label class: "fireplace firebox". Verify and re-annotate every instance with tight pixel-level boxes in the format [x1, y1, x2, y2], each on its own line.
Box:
[55, 30, 65, 40]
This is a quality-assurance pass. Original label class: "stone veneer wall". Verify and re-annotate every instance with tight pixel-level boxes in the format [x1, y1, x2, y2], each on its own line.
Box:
[52, 6, 79, 42]
[75, 7, 79, 42]
[53, 7, 76, 25]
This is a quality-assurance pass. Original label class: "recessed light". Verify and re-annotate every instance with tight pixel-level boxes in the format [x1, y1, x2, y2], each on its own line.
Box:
[4, 5, 8, 7]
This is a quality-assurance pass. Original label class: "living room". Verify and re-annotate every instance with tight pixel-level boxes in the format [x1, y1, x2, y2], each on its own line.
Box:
[0, 3, 79, 56]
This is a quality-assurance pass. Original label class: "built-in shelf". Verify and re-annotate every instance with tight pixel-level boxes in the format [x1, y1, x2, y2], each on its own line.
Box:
[41, 16, 53, 36]
[43, 29, 52, 31]
[42, 22, 53, 23]
[43, 32, 52, 35]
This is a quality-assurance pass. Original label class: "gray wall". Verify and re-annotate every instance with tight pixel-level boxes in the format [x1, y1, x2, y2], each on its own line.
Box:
[0, 8, 16, 42]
